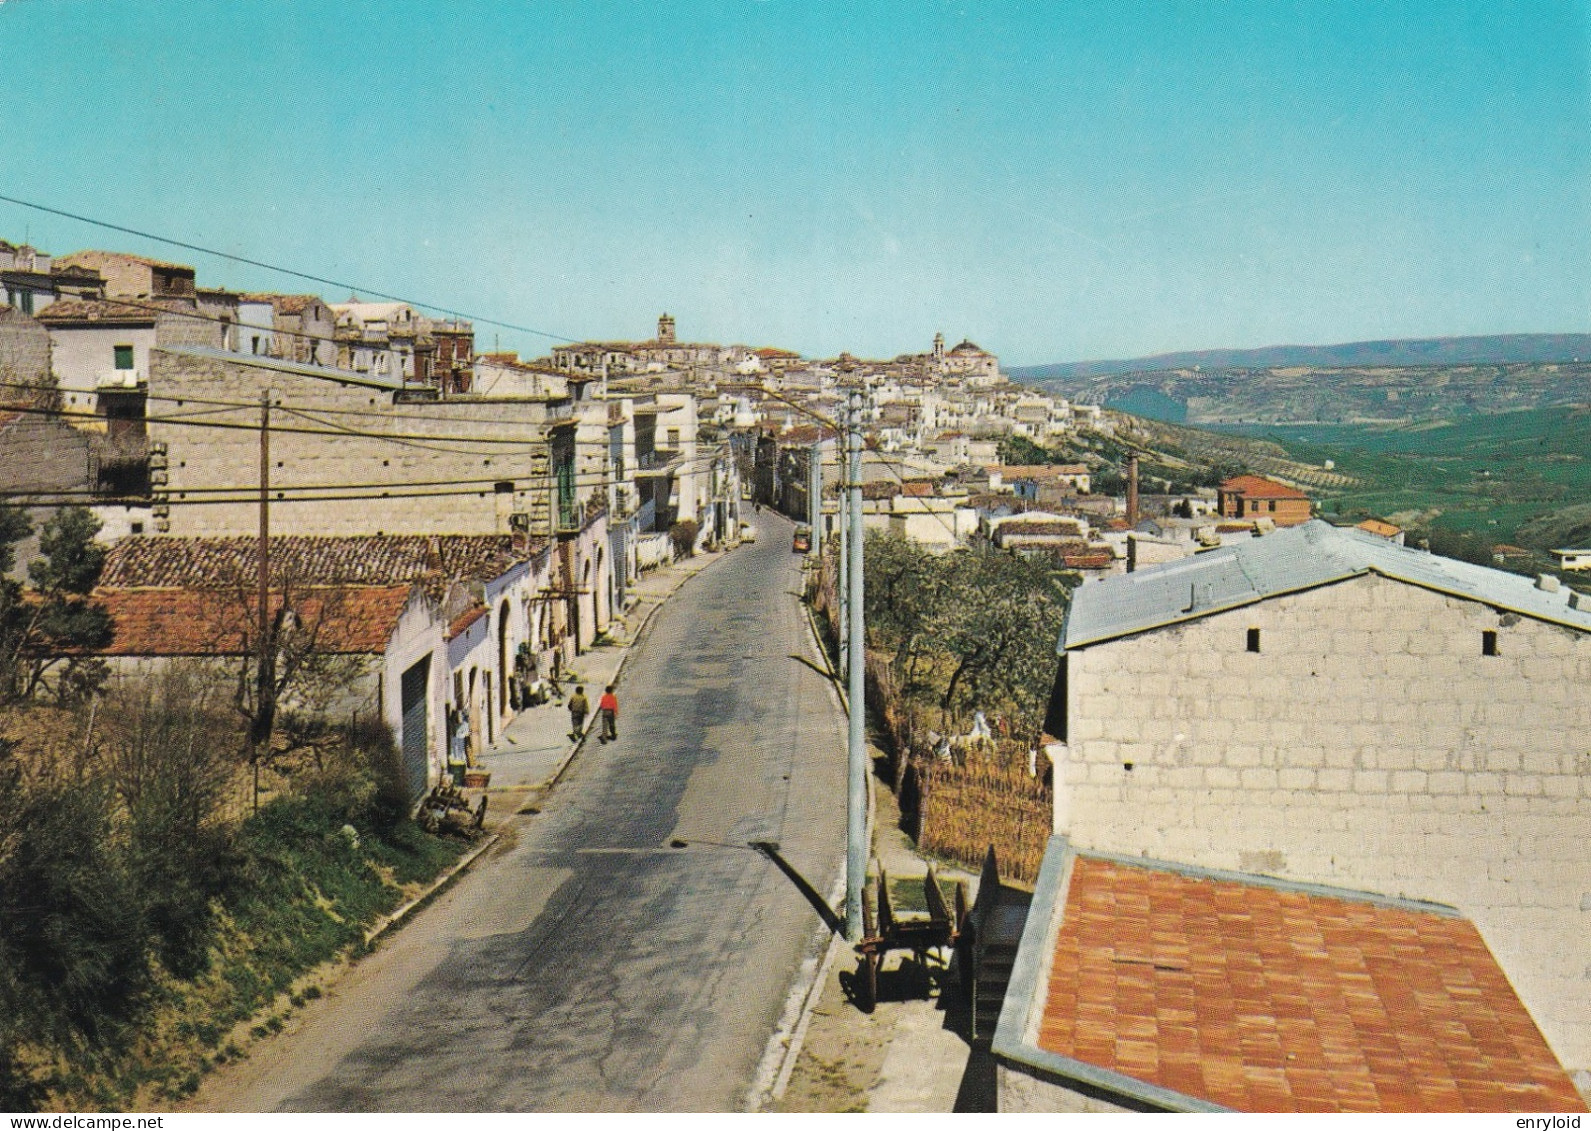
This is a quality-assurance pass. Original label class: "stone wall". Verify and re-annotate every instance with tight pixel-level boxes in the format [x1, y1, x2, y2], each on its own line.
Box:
[0, 306, 51, 399]
[149, 349, 564, 538]
[997, 1062, 1138, 1113]
[1054, 571, 1591, 1069]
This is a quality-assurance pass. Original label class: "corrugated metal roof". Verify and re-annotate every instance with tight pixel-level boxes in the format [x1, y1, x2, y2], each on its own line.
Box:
[1062, 520, 1591, 651]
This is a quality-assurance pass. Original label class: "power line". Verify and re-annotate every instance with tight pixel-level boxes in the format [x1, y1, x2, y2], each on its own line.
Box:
[0, 191, 578, 344]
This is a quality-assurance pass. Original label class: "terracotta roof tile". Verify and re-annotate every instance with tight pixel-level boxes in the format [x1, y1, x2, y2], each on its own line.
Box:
[100, 534, 540, 594]
[35, 298, 162, 324]
[1037, 856, 1586, 1113]
[1219, 474, 1311, 500]
[91, 585, 413, 655]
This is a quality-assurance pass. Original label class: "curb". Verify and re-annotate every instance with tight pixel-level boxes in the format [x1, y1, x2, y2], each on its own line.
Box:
[363, 832, 501, 946]
[753, 554, 874, 1110]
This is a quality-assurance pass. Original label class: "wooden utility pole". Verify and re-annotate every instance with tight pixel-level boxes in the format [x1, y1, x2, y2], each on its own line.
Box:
[252, 391, 273, 811]
[844, 386, 866, 942]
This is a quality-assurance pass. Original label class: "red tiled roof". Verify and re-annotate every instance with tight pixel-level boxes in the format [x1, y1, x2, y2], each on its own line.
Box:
[60, 249, 194, 274]
[999, 525, 1086, 542]
[238, 293, 324, 316]
[92, 585, 413, 656]
[1037, 856, 1586, 1113]
[996, 464, 1091, 478]
[1355, 519, 1402, 538]
[1219, 474, 1311, 500]
[100, 535, 539, 593]
[35, 298, 161, 324]
[445, 604, 488, 640]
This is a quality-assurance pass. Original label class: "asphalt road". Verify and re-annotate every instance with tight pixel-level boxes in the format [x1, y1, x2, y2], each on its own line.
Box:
[215, 517, 849, 1112]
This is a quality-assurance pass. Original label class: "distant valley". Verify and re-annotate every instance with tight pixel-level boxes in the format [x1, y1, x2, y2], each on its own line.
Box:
[1010, 333, 1591, 425]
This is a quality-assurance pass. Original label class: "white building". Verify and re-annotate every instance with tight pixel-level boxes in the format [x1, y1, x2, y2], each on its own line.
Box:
[1008, 521, 1591, 1089]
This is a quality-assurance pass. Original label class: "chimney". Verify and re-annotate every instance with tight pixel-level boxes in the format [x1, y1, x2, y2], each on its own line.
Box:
[1126, 455, 1140, 527]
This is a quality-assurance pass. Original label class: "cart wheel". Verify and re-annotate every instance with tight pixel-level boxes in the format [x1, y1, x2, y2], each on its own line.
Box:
[855, 950, 880, 1014]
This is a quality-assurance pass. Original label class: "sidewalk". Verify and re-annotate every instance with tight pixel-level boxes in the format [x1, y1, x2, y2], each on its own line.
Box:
[470, 545, 732, 821]
[770, 776, 995, 1113]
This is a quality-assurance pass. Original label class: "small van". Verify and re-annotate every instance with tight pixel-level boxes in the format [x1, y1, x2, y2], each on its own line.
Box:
[792, 525, 812, 553]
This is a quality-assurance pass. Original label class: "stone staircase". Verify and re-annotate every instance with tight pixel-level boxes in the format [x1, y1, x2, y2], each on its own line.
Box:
[966, 848, 1031, 1041]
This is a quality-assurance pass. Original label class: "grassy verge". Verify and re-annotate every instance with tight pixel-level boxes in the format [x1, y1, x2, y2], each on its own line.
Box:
[35, 796, 467, 1110]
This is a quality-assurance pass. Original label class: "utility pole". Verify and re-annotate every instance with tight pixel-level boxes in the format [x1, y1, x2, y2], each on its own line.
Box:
[253, 391, 273, 813]
[836, 399, 849, 677]
[807, 435, 821, 551]
[844, 385, 867, 941]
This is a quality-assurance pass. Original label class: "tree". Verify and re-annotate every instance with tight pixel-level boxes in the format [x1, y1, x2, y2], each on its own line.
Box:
[106, 667, 238, 978]
[931, 550, 1069, 738]
[208, 562, 372, 810]
[668, 518, 700, 559]
[861, 535, 1072, 743]
[862, 532, 954, 697]
[997, 434, 1053, 466]
[0, 506, 32, 702]
[0, 507, 112, 704]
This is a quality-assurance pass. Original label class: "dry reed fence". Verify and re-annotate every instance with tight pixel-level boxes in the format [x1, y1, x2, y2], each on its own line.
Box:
[909, 747, 1050, 885]
[812, 548, 1052, 884]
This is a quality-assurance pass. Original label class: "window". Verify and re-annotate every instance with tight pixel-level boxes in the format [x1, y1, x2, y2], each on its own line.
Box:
[1482, 630, 1498, 656]
[1246, 628, 1262, 652]
[113, 344, 134, 370]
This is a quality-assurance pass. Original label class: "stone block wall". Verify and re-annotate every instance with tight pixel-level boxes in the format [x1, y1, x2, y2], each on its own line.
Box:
[1055, 571, 1591, 1069]
[0, 307, 51, 396]
[149, 349, 558, 537]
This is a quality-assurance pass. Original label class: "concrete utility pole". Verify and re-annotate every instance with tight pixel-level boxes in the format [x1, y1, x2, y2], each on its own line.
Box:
[837, 400, 849, 677]
[807, 436, 821, 548]
[844, 386, 867, 942]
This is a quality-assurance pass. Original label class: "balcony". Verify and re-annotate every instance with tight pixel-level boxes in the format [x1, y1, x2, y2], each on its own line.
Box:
[636, 447, 682, 475]
[97, 368, 145, 390]
[554, 492, 583, 534]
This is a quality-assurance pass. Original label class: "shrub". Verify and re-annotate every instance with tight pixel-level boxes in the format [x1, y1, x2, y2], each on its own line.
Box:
[668, 518, 700, 558]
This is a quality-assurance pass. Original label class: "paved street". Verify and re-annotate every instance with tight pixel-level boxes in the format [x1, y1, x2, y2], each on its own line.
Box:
[204, 518, 848, 1112]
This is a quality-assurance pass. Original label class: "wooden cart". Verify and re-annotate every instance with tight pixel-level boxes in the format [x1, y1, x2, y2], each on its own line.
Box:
[854, 863, 969, 1012]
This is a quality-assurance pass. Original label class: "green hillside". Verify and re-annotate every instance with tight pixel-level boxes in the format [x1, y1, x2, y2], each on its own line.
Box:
[1211, 405, 1591, 550]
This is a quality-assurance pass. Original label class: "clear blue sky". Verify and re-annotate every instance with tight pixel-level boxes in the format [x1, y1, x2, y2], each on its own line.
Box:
[2, 0, 1587, 366]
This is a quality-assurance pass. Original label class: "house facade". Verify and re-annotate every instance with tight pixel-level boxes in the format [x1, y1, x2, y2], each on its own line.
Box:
[1036, 521, 1591, 1074]
[1217, 474, 1313, 526]
[91, 533, 567, 797]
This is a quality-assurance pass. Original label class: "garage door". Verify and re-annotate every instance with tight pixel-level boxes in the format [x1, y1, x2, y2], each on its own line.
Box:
[400, 656, 431, 801]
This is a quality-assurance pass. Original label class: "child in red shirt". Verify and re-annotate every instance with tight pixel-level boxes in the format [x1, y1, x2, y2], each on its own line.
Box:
[598, 685, 619, 743]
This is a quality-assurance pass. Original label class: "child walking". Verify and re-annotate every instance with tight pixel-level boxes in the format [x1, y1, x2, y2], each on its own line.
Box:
[598, 684, 619, 743]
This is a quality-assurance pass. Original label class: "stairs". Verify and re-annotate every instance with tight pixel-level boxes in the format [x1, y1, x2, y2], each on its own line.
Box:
[965, 848, 1031, 1041]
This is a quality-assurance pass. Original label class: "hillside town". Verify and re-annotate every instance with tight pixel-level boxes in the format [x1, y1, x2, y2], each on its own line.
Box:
[2, 237, 1589, 1114]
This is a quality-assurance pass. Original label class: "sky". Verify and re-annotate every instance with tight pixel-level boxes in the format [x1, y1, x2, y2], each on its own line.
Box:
[1, 0, 1588, 367]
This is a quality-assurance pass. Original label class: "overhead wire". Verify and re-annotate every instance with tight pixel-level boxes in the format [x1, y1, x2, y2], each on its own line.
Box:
[0, 191, 579, 344]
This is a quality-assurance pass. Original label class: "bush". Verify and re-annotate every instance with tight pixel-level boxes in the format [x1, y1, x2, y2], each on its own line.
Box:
[668, 519, 700, 558]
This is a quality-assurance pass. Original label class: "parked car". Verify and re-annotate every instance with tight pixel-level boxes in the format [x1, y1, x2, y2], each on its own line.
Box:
[739, 522, 757, 543]
[792, 524, 812, 553]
